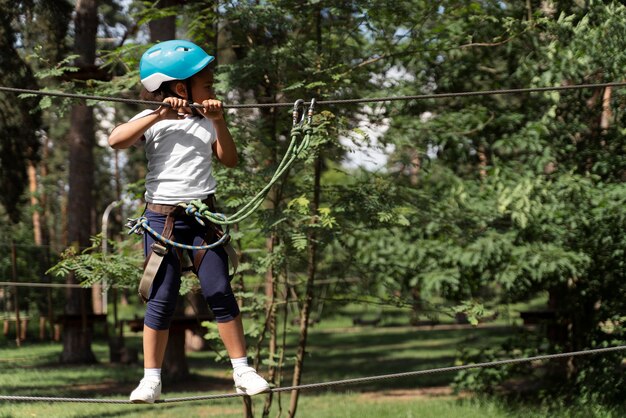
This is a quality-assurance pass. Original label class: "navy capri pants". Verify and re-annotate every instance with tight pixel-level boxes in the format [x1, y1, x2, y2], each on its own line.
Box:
[142, 208, 239, 330]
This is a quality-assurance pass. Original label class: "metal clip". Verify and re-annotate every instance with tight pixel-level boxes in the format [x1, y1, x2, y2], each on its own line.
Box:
[306, 98, 316, 124]
[292, 99, 305, 127]
[125, 217, 144, 235]
[292, 98, 316, 127]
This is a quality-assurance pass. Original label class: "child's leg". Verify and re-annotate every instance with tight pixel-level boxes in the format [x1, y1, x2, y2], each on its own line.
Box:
[217, 314, 246, 358]
[131, 210, 183, 403]
[143, 325, 169, 368]
[130, 326, 167, 403]
[194, 242, 269, 395]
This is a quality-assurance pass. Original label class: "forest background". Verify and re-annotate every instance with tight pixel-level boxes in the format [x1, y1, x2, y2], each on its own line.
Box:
[0, 0, 625, 416]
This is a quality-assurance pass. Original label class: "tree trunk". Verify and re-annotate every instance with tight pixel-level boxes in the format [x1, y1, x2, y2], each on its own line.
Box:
[600, 86, 611, 133]
[261, 235, 278, 417]
[288, 8, 323, 415]
[61, 0, 98, 365]
[408, 148, 420, 186]
[62, 122, 98, 364]
[408, 149, 422, 324]
[27, 161, 42, 245]
[11, 241, 21, 347]
[257, 116, 280, 412]
[546, 283, 570, 380]
[288, 153, 322, 418]
[40, 134, 50, 250]
[184, 292, 212, 352]
[256, 58, 281, 415]
[409, 287, 424, 326]
[163, 329, 189, 380]
[149, 0, 176, 43]
[28, 143, 54, 337]
[163, 296, 189, 380]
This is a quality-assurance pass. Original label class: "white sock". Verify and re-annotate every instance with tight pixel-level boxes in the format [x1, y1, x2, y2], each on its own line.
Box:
[144, 368, 161, 380]
[230, 357, 249, 372]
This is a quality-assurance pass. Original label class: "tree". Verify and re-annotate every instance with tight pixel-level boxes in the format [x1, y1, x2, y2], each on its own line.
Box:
[61, 0, 100, 364]
[343, 0, 626, 402]
[0, 0, 43, 224]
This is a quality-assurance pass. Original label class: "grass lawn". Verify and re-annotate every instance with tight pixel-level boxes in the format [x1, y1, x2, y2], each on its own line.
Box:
[0, 307, 623, 417]
[2, 391, 620, 418]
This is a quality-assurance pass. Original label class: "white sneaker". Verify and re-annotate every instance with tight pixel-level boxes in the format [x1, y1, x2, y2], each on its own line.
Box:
[233, 366, 270, 395]
[130, 377, 162, 403]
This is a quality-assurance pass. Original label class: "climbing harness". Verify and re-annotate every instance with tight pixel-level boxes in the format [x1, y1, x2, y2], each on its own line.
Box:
[126, 99, 316, 302]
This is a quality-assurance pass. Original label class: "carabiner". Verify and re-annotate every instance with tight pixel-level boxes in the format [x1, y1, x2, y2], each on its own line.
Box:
[292, 99, 305, 127]
[306, 98, 316, 125]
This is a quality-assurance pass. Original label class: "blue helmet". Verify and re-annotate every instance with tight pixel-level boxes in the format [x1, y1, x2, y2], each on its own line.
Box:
[139, 40, 215, 92]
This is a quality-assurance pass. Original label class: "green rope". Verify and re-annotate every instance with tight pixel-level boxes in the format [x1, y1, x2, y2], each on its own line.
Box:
[127, 101, 315, 246]
[180, 123, 313, 226]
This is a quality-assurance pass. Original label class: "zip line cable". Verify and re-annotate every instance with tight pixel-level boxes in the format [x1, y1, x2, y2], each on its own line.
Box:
[0, 345, 624, 404]
[0, 281, 84, 289]
[1, 81, 625, 109]
[314, 81, 626, 106]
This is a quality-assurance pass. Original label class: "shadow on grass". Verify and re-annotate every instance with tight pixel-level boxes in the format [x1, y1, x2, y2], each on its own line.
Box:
[0, 325, 517, 402]
[1, 372, 233, 398]
[282, 325, 516, 392]
[308, 325, 511, 348]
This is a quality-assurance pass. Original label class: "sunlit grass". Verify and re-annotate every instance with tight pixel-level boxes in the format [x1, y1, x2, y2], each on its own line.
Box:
[1, 297, 622, 418]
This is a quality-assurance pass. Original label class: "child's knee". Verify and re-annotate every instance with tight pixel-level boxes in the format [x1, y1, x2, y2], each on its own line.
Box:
[207, 293, 240, 323]
[144, 299, 177, 330]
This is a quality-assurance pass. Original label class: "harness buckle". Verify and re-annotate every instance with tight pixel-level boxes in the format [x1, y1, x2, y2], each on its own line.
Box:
[151, 242, 168, 256]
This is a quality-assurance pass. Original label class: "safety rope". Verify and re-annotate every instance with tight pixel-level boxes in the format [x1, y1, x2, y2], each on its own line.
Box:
[0, 345, 623, 404]
[127, 214, 231, 251]
[126, 100, 315, 252]
[182, 128, 312, 225]
[1, 81, 625, 109]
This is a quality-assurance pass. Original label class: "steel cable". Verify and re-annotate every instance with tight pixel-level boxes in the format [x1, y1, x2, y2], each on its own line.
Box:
[0, 345, 624, 404]
[1, 81, 625, 109]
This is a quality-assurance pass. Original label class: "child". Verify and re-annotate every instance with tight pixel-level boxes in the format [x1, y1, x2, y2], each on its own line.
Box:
[108, 40, 269, 403]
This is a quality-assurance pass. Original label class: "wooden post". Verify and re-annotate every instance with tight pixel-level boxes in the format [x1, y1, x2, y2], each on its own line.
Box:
[11, 241, 21, 347]
[48, 287, 54, 339]
[39, 315, 46, 340]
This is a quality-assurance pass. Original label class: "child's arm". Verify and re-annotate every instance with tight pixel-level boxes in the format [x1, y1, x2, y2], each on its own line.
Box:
[108, 97, 190, 149]
[200, 99, 238, 168]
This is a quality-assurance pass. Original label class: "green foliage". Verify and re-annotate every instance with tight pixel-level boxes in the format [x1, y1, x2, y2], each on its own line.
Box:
[3, 0, 625, 408]
[46, 234, 142, 289]
[0, 1, 45, 223]
[453, 329, 543, 395]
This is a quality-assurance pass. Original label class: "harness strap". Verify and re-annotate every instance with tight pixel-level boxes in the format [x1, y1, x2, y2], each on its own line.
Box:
[138, 206, 182, 303]
[192, 225, 239, 278]
[224, 243, 239, 277]
[139, 243, 166, 303]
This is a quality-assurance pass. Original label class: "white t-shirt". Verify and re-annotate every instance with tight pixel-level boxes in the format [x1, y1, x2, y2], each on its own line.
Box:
[130, 109, 218, 204]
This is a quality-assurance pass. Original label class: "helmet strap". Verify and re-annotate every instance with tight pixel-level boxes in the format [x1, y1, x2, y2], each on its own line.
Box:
[185, 79, 202, 117]
[168, 80, 201, 118]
